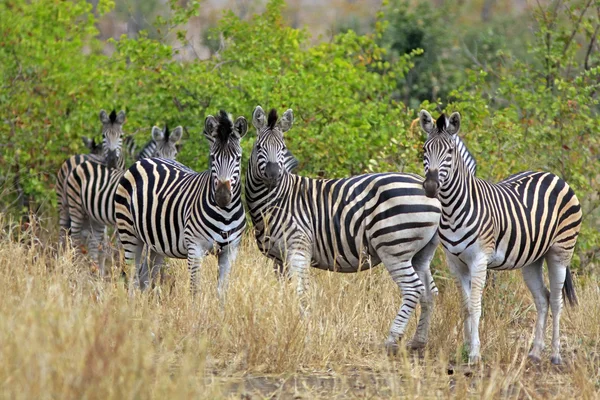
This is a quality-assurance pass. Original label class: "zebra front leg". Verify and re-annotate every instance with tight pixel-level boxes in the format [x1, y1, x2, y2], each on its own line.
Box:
[285, 246, 311, 314]
[148, 250, 165, 289]
[121, 240, 145, 297]
[217, 240, 241, 304]
[446, 255, 473, 353]
[467, 258, 488, 364]
[87, 222, 106, 276]
[521, 259, 549, 363]
[187, 244, 210, 297]
[138, 246, 151, 291]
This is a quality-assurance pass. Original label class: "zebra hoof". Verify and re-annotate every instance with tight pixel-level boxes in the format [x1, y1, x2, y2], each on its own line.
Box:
[550, 355, 562, 365]
[408, 340, 427, 350]
[468, 354, 481, 365]
[527, 352, 542, 364]
[385, 341, 399, 356]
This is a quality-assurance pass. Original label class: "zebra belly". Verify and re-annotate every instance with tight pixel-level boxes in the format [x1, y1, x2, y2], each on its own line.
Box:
[310, 249, 382, 272]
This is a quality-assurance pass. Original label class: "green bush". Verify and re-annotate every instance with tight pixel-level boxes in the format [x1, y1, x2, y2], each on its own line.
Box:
[0, 0, 598, 268]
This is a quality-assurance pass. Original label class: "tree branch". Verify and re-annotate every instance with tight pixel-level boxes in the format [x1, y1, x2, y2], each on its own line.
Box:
[562, 0, 593, 57]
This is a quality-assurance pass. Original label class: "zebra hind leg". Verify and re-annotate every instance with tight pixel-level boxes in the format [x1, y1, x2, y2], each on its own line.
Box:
[545, 247, 576, 365]
[521, 258, 549, 363]
[408, 236, 439, 350]
[381, 256, 425, 355]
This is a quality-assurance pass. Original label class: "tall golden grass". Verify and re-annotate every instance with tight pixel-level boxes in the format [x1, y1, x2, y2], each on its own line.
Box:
[0, 217, 599, 399]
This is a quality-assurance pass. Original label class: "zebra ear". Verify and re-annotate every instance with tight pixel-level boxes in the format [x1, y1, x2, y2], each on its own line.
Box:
[279, 109, 294, 133]
[82, 136, 94, 150]
[115, 110, 126, 125]
[252, 106, 267, 131]
[169, 126, 183, 143]
[447, 112, 461, 136]
[419, 110, 434, 135]
[204, 115, 218, 141]
[233, 116, 248, 139]
[152, 126, 165, 142]
[99, 110, 110, 124]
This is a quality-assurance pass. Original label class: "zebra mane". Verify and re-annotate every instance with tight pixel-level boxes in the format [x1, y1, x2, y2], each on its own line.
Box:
[216, 110, 234, 143]
[109, 109, 117, 123]
[267, 109, 278, 130]
[436, 113, 447, 132]
[163, 124, 170, 141]
[454, 135, 477, 175]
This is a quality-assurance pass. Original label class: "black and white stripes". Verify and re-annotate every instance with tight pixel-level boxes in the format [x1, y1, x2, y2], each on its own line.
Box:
[245, 106, 442, 351]
[64, 124, 182, 275]
[420, 110, 582, 364]
[56, 110, 126, 245]
[115, 111, 247, 296]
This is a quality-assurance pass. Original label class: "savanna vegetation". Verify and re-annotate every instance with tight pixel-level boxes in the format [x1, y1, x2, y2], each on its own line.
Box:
[0, 0, 599, 397]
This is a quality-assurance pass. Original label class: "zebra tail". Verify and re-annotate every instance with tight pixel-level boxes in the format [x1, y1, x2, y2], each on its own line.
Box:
[562, 267, 578, 307]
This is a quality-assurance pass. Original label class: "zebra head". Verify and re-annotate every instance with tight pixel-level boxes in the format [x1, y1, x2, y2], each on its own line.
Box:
[250, 106, 294, 190]
[82, 136, 103, 155]
[151, 124, 183, 160]
[204, 110, 248, 208]
[420, 110, 461, 199]
[99, 109, 126, 169]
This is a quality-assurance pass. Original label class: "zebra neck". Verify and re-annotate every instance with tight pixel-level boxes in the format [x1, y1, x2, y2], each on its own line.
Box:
[138, 139, 157, 159]
[245, 170, 295, 223]
[438, 159, 477, 221]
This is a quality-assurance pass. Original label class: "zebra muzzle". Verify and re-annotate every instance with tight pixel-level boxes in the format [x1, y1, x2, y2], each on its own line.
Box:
[215, 180, 232, 208]
[105, 150, 119, 169]
[423, 170, 439, 198]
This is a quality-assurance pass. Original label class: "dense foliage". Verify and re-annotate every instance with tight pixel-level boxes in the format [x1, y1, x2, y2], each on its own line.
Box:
[0, 0, 598, 268]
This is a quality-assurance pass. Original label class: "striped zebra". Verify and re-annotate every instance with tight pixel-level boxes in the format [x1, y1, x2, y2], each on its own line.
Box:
[419, 110, 582, 365]
[82, 136, 103, 156]
[124, 126, 183, 161]
[57, 110, 126, 245]
[245, 106, 442, 352]
[114, 111, 247, 296]
[123, 135, 138, 160]
[65, 125, 182, 276]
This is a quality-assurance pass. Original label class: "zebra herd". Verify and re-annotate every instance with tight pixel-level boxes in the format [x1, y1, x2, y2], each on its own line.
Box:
[56, 107, 582, 365]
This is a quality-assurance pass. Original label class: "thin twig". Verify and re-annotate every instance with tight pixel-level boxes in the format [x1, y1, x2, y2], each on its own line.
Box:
[562, 0, 593, 57]
[210, 59, 235, 72]
[584, 21, 600, 70]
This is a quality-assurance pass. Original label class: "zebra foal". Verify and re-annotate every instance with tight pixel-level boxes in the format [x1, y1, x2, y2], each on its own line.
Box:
[65, 125, 182, 276]
[115, 111, 247, 297]
[245, 106, 442, 352]
[420, 110, 582, 365]
[56, 110, 126, 246]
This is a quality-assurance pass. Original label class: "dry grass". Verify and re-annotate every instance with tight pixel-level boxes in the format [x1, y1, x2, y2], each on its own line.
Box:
[0, 217, 599, 399]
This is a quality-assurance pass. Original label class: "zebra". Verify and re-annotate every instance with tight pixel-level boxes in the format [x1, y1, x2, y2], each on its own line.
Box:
[124, 125, 183, 161]
[82, 136, 103, 156]
[419, 110, 582, 365]
[56, 110, 126, 246]
[245, 106, 442, 352]
[114, 111, 247, 297]
[65, 125, 183, 276]
[123, 135, 138, 160]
